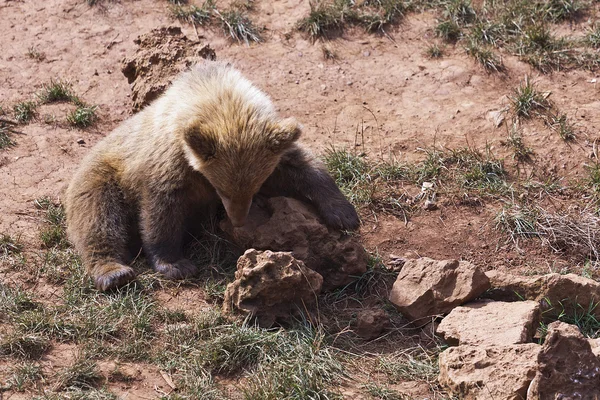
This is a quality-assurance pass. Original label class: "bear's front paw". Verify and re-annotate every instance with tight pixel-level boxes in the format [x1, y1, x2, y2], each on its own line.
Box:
[154, 259, 198, 280]
[94, 263, 136, 291]
[320, 201, 360, 231]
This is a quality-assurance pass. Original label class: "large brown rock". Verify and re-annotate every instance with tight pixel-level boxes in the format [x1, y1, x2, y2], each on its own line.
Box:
[388, 258, 490, 322]
[439, 344, 540, 400]
[223, 249, 323, 327]
[354, 309, 391, 340]
[485, 271, 600, 318]
[528, 321, 600, 399]
[221, 197, 367, 290]
[437, 300, 540, 346]
[121, 26, 216, 111]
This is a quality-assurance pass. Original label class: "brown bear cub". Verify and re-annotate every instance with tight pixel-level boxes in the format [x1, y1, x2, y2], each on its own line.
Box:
[65, 61, 359, 291]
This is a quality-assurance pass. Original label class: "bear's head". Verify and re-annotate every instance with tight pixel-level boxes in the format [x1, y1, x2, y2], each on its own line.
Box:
[182, 114, 301, 227]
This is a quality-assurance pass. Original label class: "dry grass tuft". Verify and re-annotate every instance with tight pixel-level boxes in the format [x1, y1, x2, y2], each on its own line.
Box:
[537, 210, 600, 262]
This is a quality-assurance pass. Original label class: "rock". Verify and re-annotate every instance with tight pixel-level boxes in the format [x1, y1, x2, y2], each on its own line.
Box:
[487, 109, 506, 128]
[588, 337, 600, 358]
[387, 254, 406, 272]
[389, 258, 490, 322]
[221, 197, 367, 290]
[528, 321, 600, 399]
[423, 199, 437, 211]
[437, 300, 540, 346]
[354, 309, 391, 340]
[121, 26, 216, 111]
[223, 249, 323, 327]
[439, 343, 540, 400]
[485, 271, 600, 318]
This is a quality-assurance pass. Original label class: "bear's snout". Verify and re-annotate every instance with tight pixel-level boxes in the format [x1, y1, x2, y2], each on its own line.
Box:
[220, 195, 252, 228]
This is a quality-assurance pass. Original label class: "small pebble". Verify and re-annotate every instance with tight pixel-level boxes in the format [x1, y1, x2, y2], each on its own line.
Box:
[423, 200, 437, 211]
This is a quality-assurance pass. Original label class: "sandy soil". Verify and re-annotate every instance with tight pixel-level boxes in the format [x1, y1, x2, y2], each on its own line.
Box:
[2, 0, 600, 398]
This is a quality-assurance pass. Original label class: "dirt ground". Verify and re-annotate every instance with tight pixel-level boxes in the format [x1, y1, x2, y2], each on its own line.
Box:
[2, 0, 600, 398]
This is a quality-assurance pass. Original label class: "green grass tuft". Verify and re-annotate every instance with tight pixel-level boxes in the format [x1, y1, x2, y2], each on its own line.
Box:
[13, 101, 37, 124]
[56, 353, 103, 390]
[507, 123, 533, 162]
[495, 204, 539, 242]
[171, 1, 215, 25]
[586, 24, 600, 48]
[325, 148, 374, 205]
[586, 162, 600, 196]
[298, 0, 407, 39]
[298, 1, 343, 39]
[171, 1, 262, 45]
[509, 77, 551, 118]
[425, 43, 443, 58]
[363, 382, 408, 400]
[540, 0, 583, 22]
[7, 362, 44, 392]
[546, 112, 576, 141]
[0, 122, 17, 149]
[33, 388, 119, 400]
[539, 299, 600, 340]
[1, 233, 22, 256]
[1, 333, 50, 360]
[469, 21, 504, 46]
[444, 0, 476, 25]
[377, 346, 441, 384]
[465, 40, 504, 72]
[27, 46, 46, 62]
[36, 198, 69, 249]
[1, 283, 40, 320]
[446, 148, 507, 192]
[67, 105, 98, 128]
[38, 80, 77, 104]
[435, 19, 461, 42]
[217, 9, 262, 44]
[242, 324, 344, 399]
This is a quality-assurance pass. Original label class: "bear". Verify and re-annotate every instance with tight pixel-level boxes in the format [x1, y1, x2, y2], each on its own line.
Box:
[65, 61, 359, 291]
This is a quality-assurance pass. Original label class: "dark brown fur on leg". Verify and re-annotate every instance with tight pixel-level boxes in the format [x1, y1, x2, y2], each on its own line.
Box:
[139, 190, 199, 280]
[66, 172, 136, 290]
[261, 144, 360, 231]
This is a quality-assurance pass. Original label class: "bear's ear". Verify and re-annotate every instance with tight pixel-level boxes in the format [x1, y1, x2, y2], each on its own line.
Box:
[268, 118, 302, 153]
[184, 127, 217, 162]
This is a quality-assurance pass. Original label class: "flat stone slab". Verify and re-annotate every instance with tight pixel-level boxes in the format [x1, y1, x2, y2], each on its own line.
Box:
[437, 300, 540, 346]
[485, 271, 600, 319]
[439, 343, 540, 400]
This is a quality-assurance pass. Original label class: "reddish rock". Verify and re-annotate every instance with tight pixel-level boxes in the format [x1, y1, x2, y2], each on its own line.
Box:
[437, 300, 540, 346]
[528, 321, 600, 399]
[354, 309, 391, 340]
[485, 271, 600, 318]
[223, 249, 323, 327]
[439, 344, 540, 400]
[221, 197, 367, 290]
[122, 26, 216, 111]
[388, 258, 490, 322]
